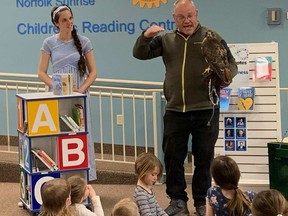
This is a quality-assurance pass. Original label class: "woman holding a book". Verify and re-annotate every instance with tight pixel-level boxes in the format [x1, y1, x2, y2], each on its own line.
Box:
[37, 4, 97, 180]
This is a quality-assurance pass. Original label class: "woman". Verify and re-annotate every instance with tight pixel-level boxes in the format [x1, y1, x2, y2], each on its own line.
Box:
[37, 4, 97, 180]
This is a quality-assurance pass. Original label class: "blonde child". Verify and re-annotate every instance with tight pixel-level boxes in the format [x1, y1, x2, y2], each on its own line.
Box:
[67, 175, 104, 216]
[134, 152, 169, 216]
[39, 178, 72, 216]
[206, 155, 256, 216]
[252, 189, 288, 216]
[111, 198, 140, 216]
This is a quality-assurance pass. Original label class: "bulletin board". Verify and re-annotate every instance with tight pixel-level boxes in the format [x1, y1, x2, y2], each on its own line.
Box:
[216, 42, 281, 185]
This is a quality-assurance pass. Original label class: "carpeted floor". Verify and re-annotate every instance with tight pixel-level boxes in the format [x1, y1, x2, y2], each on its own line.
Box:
[0, 182, 269, 216]
[0, 182, 195, 216]
[0, 150, 270, 215]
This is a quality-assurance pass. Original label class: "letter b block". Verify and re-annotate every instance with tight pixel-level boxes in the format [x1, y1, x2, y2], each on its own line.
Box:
[58, 134, 88, 170]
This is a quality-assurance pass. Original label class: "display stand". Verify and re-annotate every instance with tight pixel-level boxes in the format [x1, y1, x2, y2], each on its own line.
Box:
[215, 42, 281, 184]
[16, 92, 90, 215]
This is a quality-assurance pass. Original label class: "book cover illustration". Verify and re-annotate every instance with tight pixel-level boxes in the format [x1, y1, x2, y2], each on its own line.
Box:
[31, 148, 58, 172]
[62, 74, 74, 95]
[52, 73, 74, 95]
[52, 74, 62, 95]
[237, 87, 255, 110]
[220, 87, 232, 111]
[254, 56, 272, 81]
[72, 104, 85, 131]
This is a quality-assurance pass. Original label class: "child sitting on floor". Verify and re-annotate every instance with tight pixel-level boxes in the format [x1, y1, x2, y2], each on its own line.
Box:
[206, 155, 256, 216]
[252, 189, 288, 216]
[39, 178, 72, 216]
[67, 175, 104, 216]
[111, 198, 140, 216]
[134, 152, 168, 216]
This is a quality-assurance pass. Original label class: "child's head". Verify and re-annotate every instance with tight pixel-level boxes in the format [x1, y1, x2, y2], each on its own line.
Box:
[67, 175, 87, 204]
[40, 178, 71, 216]
[111, 198, 140, 216]
[135, 152, 163, 182]
[252, 189, 288, 216]
[211, 155, 240, 189]
[211, 155, 252, 215]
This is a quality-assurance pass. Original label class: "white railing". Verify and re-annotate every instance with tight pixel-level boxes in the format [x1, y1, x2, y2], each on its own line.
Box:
[0, 72, 165, 166]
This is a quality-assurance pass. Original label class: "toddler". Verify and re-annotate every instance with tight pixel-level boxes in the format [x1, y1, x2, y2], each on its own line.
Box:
[39, 178, 72, 216]
[111, 198, 140, 216]
[67, 175, 104, 216]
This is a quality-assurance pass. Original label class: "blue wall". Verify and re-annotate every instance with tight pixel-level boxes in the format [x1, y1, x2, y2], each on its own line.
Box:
[1, 0, 288, 134]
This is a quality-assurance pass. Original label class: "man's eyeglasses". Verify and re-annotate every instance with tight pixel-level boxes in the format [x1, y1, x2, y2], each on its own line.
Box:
[174, 13, 196, 22]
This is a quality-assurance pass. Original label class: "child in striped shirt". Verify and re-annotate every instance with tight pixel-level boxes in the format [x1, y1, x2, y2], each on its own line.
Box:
[134, 152, 168, 216]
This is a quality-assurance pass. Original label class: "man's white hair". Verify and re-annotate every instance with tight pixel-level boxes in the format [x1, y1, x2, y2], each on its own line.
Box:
[173, 0, 195, 7]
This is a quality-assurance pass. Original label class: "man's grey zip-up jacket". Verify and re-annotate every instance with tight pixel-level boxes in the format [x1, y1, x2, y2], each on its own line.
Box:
[133, 24, 238, 113]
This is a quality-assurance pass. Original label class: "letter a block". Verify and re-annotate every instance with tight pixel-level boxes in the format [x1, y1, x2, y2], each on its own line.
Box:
[27, 100, 59, 136]
[57, 134, 88, 170]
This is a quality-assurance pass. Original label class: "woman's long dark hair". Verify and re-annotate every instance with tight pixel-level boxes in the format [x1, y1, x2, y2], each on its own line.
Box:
[51, 4, 86, 77]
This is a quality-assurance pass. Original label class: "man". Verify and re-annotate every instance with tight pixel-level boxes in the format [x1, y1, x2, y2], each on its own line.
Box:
[133, 0, 238, 215]
[237, 129, 246, 138]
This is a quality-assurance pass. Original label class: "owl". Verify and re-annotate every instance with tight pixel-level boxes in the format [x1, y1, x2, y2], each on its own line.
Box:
[201, 30, 232, 87]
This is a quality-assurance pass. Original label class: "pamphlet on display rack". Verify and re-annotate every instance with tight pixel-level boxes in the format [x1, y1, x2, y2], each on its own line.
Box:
[220, 87, 231, 111]
[254, 56, 272, 81]
[237, 87, 255, 110]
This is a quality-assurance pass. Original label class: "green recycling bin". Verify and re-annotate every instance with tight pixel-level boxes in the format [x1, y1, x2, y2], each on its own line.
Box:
[267, 142, 288, 200]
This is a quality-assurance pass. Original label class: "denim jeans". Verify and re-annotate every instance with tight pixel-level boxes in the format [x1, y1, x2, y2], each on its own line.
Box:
[163, 109, 219, 206]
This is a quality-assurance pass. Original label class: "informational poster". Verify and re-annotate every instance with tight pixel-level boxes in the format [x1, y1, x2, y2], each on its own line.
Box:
[224, 116, 247, 152]
[228, 45, 250, 89]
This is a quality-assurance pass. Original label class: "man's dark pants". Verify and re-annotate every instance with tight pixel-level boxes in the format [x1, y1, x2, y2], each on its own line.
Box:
[163, 109, 219, 207]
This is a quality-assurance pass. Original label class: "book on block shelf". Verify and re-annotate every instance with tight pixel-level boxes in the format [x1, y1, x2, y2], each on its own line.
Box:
[59, 114, 80, 132]
[52, 73, 74, 95]
[72, 104, 85, 131]
[31, 148, 58, 172]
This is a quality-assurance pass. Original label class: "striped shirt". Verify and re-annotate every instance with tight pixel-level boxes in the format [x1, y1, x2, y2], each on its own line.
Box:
[134, 185, 168, 216]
